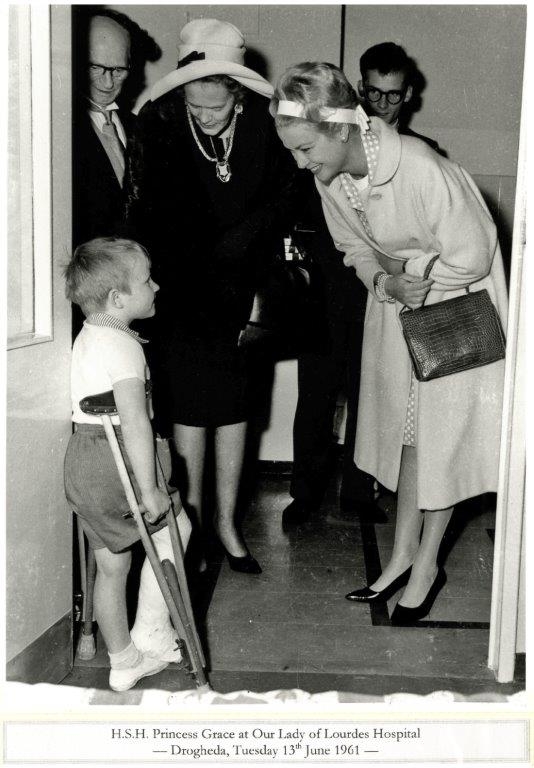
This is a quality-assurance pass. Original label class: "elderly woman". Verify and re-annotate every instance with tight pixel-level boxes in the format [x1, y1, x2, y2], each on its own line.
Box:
[271, 62, 507, 623]
[125, 20, 303, 573]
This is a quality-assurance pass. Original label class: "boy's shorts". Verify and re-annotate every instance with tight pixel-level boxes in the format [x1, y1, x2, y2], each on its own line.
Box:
[64, 424, 176, 553]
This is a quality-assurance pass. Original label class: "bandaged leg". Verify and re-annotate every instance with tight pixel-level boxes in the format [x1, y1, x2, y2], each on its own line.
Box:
[131, 511, 192, 663]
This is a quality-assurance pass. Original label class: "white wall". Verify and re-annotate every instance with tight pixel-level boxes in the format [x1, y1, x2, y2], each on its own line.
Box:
[343, 5, 525, 176]
[6, 7, 73, 663]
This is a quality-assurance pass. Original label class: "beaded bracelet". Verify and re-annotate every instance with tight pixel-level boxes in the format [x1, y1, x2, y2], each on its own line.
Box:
[374, 272, 396, 303]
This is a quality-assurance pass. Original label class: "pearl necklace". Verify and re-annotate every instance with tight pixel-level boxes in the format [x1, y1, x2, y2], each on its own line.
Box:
[340, 129, 380, 238]
[186, 104, 241, 183]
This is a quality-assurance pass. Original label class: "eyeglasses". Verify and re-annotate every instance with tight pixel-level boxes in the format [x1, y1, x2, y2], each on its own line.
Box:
[89, 63, 130, 80]
[363, 84, 406, 105]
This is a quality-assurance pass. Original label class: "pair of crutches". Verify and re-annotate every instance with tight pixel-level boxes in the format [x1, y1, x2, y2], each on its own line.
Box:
[75, 390, 209, 690]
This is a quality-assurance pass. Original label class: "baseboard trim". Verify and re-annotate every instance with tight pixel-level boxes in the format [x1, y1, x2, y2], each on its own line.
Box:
[258, 460, 293, 476]
[7, 612, 73, 685]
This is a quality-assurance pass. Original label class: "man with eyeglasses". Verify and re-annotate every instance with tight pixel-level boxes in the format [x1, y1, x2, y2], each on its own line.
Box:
[73, 11, 136, 247]
[358, 42, 441, 152]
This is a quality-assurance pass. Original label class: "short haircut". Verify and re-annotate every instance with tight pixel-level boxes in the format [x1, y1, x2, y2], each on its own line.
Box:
[179, 75, 246, 105]
[360, 42, 413, 84]
[64, 237, 149, 315]
[271, 61, 359, 137]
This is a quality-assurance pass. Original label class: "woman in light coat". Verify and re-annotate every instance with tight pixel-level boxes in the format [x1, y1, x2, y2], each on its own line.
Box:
[271, 62, 507, 624]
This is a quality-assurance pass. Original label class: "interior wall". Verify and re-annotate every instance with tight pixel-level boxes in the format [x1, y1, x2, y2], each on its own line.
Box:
[343, 5, 525, 175]
[6, 7, 73, 664]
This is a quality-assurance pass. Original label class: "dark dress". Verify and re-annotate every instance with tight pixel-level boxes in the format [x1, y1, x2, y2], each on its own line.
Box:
[125, 90, 304, 429]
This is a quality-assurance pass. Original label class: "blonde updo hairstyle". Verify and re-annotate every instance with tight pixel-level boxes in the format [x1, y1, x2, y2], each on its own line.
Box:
[270, 62, 360, 137]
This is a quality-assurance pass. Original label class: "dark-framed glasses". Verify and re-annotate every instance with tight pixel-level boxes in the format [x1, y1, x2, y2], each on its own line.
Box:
[89, 63, 130, 80]
[363, 84, 406, 105]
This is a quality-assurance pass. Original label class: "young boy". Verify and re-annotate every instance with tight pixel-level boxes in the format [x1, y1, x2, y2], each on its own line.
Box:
[64, 237, 191, 692]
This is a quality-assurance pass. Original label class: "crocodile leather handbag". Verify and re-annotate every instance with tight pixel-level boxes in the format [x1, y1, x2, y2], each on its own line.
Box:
[400, 256, 506, 381]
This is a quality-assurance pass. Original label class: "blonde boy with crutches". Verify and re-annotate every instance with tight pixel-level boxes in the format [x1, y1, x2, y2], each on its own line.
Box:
[64, 237, 196, 692]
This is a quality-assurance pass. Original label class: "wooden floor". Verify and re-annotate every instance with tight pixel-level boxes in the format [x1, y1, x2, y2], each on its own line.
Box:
[65, 464, 524, 699]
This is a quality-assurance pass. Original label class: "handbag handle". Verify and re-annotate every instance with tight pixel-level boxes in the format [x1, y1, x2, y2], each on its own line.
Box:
[402, 255, 470, 312]
[422, 254, 471, 297]
[423, 254, 440, 282]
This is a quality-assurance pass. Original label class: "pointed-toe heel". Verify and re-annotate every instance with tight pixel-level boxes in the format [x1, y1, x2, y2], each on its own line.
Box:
[390, 568, 447, 626]
[225, 550, 262, 575]
[345, 566, 412, 602]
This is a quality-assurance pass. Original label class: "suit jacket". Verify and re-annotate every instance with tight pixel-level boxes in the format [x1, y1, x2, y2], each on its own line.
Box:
[294, 185, 368, 322]
[72, 98, 136, 246]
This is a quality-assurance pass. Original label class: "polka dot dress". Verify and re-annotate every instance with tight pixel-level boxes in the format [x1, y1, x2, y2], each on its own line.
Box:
[340, 129, 380, 238]
[341, 126, 417, 446]
[361, 130, 379, 180]
[403, 373, 416, 447]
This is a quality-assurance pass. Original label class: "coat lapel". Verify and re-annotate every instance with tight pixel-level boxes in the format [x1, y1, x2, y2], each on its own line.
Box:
[368, 117, 401, 187]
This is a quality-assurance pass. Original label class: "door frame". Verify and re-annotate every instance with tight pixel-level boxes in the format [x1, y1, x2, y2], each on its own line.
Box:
[487, 68, 526, 682]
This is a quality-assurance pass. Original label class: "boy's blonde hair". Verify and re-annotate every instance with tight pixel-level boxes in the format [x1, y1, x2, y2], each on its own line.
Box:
[64, 237, 149, 315]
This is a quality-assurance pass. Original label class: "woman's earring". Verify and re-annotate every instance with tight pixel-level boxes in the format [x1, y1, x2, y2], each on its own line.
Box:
[234, 103, 243, 115]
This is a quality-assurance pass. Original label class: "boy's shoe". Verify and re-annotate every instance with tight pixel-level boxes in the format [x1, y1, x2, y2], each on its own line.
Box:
[130, 625, 184, 665]
[109, 652, 168, 692]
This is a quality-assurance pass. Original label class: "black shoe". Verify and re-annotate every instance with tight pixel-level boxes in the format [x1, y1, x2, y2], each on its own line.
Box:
[390, 568, 447, 625]
[345, 566, 412, 602]
[281, 499, 317, 530]
[224, 548, 262, 575]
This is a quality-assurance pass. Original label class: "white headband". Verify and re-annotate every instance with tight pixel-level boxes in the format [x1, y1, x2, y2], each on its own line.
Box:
[277, 100, 370, 133]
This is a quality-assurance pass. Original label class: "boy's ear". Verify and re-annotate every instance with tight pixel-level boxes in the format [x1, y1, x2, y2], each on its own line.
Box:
[107, 287, 124, 309]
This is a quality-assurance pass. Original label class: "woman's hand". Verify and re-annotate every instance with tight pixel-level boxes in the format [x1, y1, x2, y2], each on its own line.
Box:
[141, 487, 171, 524]
[385, 274, 434, 309]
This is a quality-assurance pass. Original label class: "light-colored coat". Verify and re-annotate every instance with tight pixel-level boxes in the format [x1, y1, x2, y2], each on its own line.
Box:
[316, 118, 508, 510]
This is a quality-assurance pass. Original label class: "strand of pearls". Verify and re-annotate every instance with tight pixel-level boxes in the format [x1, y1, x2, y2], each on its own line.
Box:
[186, 104, 242, 182]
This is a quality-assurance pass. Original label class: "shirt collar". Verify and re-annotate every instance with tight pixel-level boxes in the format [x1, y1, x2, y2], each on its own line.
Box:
[86, 98, 120, 114]
[85, 312, 148, 344]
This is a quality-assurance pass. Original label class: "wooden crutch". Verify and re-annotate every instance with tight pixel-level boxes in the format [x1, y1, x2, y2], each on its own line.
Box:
[154, 454, 206, 668]
[79, 391, 210, 690]
[75, 522, 97, 660]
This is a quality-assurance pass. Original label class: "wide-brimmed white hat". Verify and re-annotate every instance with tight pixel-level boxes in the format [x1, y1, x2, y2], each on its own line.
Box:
[150, 18, 273, 101]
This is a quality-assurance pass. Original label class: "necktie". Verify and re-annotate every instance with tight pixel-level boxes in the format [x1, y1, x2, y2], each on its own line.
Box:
[99, 109, 125, 187]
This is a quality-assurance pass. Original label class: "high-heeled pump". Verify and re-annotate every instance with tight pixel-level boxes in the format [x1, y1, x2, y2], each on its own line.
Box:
[224, 547, 262, 575]
[213, 522, 263, 575]
[345, 566, 412, 602]
[390, 568, 447, 625]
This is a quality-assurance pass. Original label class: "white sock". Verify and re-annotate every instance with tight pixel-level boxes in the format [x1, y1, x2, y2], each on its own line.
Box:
[108, 640, 141, 670]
